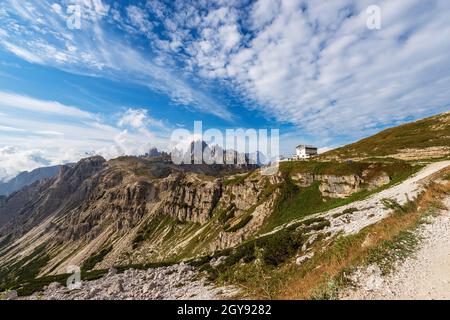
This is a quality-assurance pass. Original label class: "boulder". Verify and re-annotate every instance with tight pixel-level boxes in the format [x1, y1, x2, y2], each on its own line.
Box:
[107, 267, 118, 277]
[295, 252, 314, 266]
[107, 279, 124, 295]
[142, 282, 158, 294]
[48, 282, 63, 291]
[5, 290, 18, 300]
[210, 256, 227, 268]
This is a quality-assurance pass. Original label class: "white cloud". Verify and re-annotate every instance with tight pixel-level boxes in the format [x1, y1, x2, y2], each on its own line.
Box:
[118, 108, 168, 131]
[0, 146, 52, 181]
[224, 0, 450, 137]
[118, 108, 148, 129]
[126, 5, 152, 35]
[0, 0, 232, 120]
[0, 125, 25, 132]
[50, 3, 62, 15]
[140, 0, 450, 140]
[0, 92, 170, 181]
[0, 91, 93, 118]
[1, 41, 44, 64]
[250, 0, 281, 30]
[1, 0, 449, 147]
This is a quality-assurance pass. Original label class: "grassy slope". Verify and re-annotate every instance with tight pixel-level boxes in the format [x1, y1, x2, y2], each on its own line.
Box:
[321, 111, 450, 160]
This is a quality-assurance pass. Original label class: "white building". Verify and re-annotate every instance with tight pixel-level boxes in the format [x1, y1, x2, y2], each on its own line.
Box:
[294, 145, 318, 160]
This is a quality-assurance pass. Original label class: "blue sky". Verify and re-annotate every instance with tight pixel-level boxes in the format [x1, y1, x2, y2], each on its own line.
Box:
[0, 0, 449, 180]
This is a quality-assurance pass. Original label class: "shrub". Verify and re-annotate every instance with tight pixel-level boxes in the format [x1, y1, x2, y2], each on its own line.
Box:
[222, 172, 251, 187]
[343, 207, 358, 214]
[218, 204, 236, 223]
[81, 245, 113, 271]
[381, 198, 403, 211]
[302, 220, 331, 233]
[302, 217, 327, 226]
[223, 242, 257, 268]
[260, 230, 304, 266]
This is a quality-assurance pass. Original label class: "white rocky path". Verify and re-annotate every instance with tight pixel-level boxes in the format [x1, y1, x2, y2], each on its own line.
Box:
[342, 196, 450, 300]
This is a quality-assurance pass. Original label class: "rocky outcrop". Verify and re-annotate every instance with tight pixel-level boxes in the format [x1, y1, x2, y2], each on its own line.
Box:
[212, 190, 278, 250]
[161, 176, 222, 224]
[292, 171, 391, 198]
[25, 263, 238, 300]
[317, 174, 364, 198]
[363, 171, 390, 190]
[293, 173, 315, 188]
[0, 155, 269, 277]
[0, 156, 107, 235]
[227, 183, 261, 211]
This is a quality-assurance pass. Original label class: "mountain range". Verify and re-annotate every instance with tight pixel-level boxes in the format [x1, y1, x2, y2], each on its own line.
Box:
[0, 165, 66, 197]
[0, 111, 449, 298]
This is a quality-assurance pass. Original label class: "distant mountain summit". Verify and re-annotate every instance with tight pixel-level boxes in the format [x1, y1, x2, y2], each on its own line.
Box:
[0, 165, 68, 196]
[171, 139, 269, 167]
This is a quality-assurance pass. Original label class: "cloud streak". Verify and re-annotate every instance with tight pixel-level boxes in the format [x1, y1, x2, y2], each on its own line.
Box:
[0, 0, 232, 120]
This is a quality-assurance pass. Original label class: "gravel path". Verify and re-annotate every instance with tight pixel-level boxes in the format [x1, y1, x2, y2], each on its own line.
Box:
[342, 197, 450, 300]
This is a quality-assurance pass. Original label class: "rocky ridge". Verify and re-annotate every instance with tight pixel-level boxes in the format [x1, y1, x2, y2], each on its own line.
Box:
[0, 155, 420, 289]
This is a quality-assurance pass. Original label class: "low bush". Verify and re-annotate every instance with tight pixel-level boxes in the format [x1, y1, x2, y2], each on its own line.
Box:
[218, 204, 236, 223]
[381, 198, 403, 211]
[81, 245, 113, 271]
[301, 220, 331, 233]
[343, 207, 358, 214]
[259, 230, 304, 266]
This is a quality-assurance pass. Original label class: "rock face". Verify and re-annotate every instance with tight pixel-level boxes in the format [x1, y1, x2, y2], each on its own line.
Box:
[161, 177, 222, 224]
[0, 156, 269, 278]
[292, 171, 391, 198]
[2, 290, 18, 300]
[212, 189, 278, 250]
[227, 182, 261, 210]
[317, 174, 364, 198]
[0, 156, 106, 235]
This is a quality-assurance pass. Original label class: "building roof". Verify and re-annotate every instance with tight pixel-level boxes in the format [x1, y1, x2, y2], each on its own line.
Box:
[296, 144, 317, 149]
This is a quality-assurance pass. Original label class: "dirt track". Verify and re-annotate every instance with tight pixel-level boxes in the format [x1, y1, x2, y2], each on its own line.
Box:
[343, 196, 450, 300]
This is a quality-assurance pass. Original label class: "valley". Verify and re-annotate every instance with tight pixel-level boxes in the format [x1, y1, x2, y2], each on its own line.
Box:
[0, 112, 449, 300]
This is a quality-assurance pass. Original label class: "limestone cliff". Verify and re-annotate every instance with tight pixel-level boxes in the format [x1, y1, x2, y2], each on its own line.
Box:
[292, 170, 390, 198]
